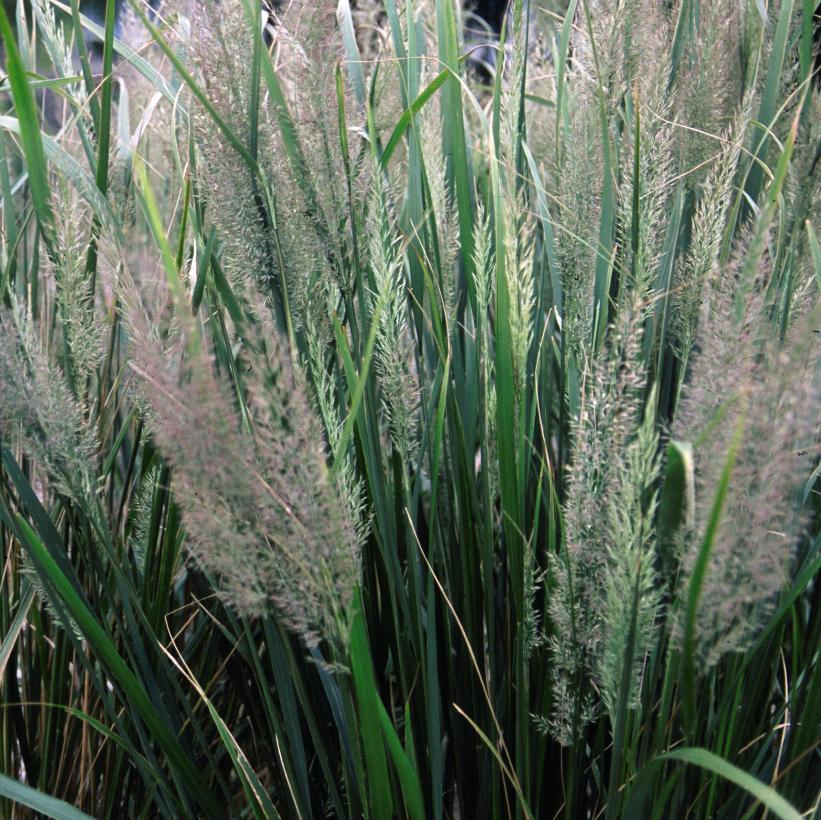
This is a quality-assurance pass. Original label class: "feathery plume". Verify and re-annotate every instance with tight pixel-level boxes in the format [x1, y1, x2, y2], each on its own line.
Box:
[616, 88, 675, 314]
[419, 94, 460, 323]
[672, 250, 820, 668]
[596, 393, 661, 718]
[47, 185, 103, 382]
[673, 97, 751, 365]
[504, 193, 536, 400]
[369, 180, 420, 467]
[184, 1, 275, 299]
[126, 293, 361, 652]
[31, 0, 93, 132]
[472, 203, 498, 504]
[0, 308, 98, 504]
[546, 308, 659, 742]
[304, 290, 371, 555]
[674, 0, 744, 179]
[552, 92, 601, 365]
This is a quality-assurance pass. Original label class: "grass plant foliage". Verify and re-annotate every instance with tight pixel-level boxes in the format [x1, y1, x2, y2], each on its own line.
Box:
[0, 0, 819, 817]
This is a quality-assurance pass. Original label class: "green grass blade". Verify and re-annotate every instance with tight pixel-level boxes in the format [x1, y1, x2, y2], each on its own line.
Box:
[554, 0, 579, 166]
[658, 441, 694, 550]
[379, 69, 450, 170]
[0, 4, 54, 244]
[160, 642, 282, 820]
[332, 309, 383, 473]
[376, 699, 425, 820]
[0, 582, 34, 681]
[337, 0, 366, 106]
[743, 0, 794, 213]
[13, 516, 222, 818]
[0, 774, 94, 820]
[350, 604, 393, 819]
[436, 0, 475, 286]
[604, 566, 642, 820]
[660, 748, 802, 820]
[667, 0, 694, 88]
[94, 0, 116, 198]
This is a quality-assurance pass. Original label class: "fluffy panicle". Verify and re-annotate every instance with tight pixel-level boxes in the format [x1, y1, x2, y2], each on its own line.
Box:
[48, 186, 103, 382]
[274, 3, 344, 124]
[503, 192, 536, 400]
[185, 1, 275, 299]
[622, 0, 672, 98]
[617, 90, 675, 314]
[129, 463, 160, 580]
[779, 96, 821, 327]
[547, 311, 651, 743]
[674, 0, 744, 178]
[32, 0, 74, 83]
[497, 9, 535, 395]
[126, 296, 361, 652]
[553, 95, 601, 366]
[246, 330, 363, 651]
[673, 253, 820, 669]
[185, 1, 357, 323]
[546, 557, 598, 745]
[472, 202, 495, 320]
[364, 16, 406, 167]
[304, 293, 371, 556]
[0, 309, 98, 504]
[673, 236, 764, 442]
[573, 0, 673, 108]
[419, 94, 460, 324]
[596, 390, 661, 718]
[369, 180, 420, 467]
[500, 0, 528, 139]
[31, 0, 93, 131]
[472, 204, 498, 504]
[271, 1, 359, 291]
[570, 0, 629, 116]
[673, 97, 751, 364]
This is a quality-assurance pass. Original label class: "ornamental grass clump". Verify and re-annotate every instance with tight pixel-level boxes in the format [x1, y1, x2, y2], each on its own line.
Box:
[0, 0, 819, 817]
